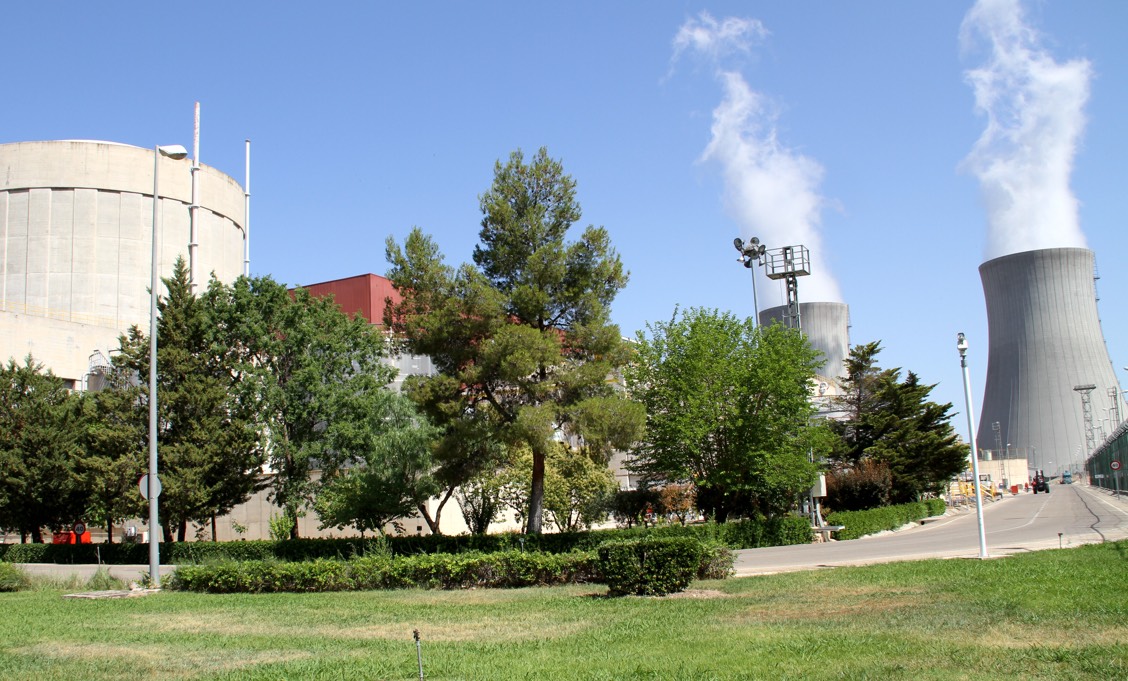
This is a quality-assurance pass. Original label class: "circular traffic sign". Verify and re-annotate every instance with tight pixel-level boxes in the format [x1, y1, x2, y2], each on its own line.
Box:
[73, 522, 86, 535]
[1112, 460, 1122, 471]
[138, 474, 162, 500]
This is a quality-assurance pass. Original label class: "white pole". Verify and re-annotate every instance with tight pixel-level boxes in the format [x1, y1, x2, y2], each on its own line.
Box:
[244, 139, 251, 278]
[189, 102, 201, 294]
[958, 332, 989, 559]
[149, 146, 163, 587]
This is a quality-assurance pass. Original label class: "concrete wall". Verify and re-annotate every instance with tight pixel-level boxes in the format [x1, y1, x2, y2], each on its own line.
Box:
[0, 140, 246, 381]
[977, 248, 1125, 475]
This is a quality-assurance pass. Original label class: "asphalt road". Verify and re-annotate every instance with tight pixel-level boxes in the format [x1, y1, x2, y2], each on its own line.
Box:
[733, 482, 1128, 576]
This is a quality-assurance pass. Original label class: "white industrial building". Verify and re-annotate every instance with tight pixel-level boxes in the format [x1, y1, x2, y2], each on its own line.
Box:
[0, 140, 247, 383]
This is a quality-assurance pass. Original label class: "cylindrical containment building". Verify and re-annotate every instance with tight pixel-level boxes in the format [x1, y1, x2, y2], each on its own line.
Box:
[977, 247, 1123, 475]
[0, 140, 247, 387]
[759, 302, 850, 383]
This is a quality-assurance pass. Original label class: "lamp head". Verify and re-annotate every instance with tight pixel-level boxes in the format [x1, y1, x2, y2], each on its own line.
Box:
[158, 144, 189, 160]
[956, 332, 968, 355]
[733, 237, 744, 252]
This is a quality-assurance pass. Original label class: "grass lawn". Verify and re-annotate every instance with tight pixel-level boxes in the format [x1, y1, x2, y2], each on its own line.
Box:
[1, 541, 1126, 680]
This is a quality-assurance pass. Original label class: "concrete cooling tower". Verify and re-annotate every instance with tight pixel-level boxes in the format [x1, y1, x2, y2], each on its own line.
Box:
[0, 140, 246, 387]
[977, 248, 1124, 475]
[759, 302, 850, 383]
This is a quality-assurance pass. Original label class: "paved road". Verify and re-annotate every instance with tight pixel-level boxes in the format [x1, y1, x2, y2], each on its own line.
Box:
[733, 483, 1128, 577]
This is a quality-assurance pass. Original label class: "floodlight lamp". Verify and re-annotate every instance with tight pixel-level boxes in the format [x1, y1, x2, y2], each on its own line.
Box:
[158, 144, 189, 160]
[733, 237, 744, 252]
[956, 332, 968, 356]
[749, 237, 760, 246]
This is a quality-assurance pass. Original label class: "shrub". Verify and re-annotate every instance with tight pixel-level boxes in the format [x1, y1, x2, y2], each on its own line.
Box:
[826, 500, 945, 540]
[0, 562, 30, 592]
[826, 460, 893, 512]
[168, 550, 602, 593]
[2, 513, 813, 566]
[597, 537, 704, 597]
[696, 542, 735, 580]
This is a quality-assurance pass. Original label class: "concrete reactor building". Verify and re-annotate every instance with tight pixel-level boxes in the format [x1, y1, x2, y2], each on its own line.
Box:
[0, 140, 247, 386]
[977, 247, 1124, 476]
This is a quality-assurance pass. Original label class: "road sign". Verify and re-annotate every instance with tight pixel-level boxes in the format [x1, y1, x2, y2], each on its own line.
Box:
[73, 522, 86, 535]
[1112, 460, 1122, 471]
[138, 474, 162, 500]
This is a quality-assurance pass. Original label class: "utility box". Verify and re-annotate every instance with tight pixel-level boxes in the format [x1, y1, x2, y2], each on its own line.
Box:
[810, 474, 827, 498]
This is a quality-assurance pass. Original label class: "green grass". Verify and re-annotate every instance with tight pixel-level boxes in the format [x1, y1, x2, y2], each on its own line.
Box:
[1, 542, 1126, 680]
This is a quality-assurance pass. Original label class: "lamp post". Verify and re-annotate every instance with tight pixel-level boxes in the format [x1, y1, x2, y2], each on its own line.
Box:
[733, 237, 767, 326]
[957, 332, 989, 559]
[149, 143, 188, 587]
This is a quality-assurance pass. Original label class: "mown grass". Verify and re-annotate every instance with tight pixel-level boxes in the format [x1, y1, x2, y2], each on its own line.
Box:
[1, 542, 1125, 680]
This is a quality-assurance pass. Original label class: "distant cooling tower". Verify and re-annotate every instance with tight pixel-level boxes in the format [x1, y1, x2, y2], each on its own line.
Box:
[977, 248, 1123, 474]
[759, 302, 850, 382]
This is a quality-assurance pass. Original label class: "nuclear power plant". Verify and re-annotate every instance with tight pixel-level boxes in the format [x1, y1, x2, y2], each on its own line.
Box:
[0, 140, 247, 386]
[759, 302, 850, 386]
[977, 247, 1125, 475]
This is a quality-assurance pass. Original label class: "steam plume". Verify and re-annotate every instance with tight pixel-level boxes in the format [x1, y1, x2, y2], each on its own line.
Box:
[674, 12, 843, 305]
[961, 0, 1092, 259]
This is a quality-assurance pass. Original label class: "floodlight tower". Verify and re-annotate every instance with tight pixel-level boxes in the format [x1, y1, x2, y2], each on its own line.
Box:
[733, 237, 767, 327]
[761, 245, 811, 330]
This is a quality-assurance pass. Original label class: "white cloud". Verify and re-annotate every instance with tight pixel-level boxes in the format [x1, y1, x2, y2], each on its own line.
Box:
[672, 12, 768, 65]
[675, 13, 841, 306]
[702, 73, 842, 304]
[960, 0, 1092, 259]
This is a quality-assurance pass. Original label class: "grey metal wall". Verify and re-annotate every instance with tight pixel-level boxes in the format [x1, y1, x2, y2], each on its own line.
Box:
[978, 248, 1123, 475]
[759, 301, 850, 382]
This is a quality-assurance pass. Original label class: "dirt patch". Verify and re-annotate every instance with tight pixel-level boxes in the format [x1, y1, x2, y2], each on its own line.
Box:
[21, 642, 311, 679]
[140, 610, 594, 643]
[659, 589, 728, 600]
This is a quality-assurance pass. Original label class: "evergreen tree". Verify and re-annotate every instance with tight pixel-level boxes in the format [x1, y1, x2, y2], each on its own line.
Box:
[0, 356, 87, 542]
[115, 259, 265, 541]
[385, 147, 642, 534]
[828, 342, 968, 504]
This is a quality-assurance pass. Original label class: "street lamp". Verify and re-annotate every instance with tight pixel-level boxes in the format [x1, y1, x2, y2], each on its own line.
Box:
[956, 332, 989, 559]
[733, 237, 767, 326]
[149, 143, 188, 587]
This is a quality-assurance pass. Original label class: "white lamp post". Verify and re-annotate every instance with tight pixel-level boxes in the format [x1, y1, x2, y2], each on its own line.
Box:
[957, 332, 989, 559]
[149, 143, 188, 587]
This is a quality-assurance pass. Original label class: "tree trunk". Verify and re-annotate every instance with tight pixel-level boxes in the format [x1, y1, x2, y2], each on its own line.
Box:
[526, 445, 546, 534]
[418, 487, 456, 535]
[177, 520, 188, 543]
[211, 514, 217, 542]
[163, 523, 173, 543]
[106, 518, 114, 544]
[30, 527, 43, 543]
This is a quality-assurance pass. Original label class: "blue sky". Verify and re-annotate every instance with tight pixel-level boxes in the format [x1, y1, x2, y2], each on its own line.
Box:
[4, 1, 1126, 435]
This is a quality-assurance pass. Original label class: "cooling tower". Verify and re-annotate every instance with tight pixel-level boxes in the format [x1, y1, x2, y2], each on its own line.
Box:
[977, 248, 1123, 475]
[0, 140, 246, 386]
[759, 302, 850, 382]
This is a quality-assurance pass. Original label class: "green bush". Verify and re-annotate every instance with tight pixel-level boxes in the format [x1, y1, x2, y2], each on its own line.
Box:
[827, 499, 947, 540]
[168, 550, 602, 593]
[0, 562, 30, 592]
[2, 513, 813, 566]
[597, 537, 704, 597]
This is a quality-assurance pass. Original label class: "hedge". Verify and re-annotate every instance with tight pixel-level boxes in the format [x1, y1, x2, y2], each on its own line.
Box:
[1, 515, 811, 565]
[169, 550, 604, 593]
[598, 537, 703, 596]
[826, 498, 947, 540]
